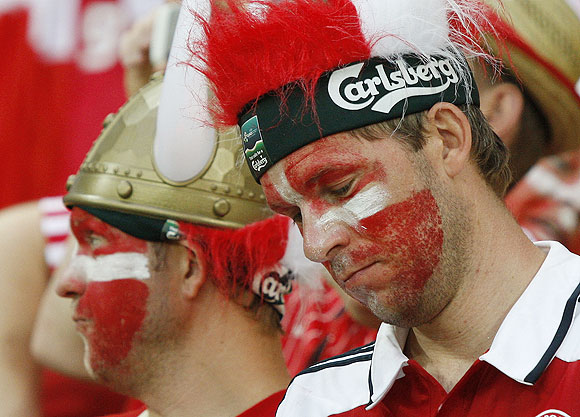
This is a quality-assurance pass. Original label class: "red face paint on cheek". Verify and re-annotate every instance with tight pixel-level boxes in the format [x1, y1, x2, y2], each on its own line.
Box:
[70, 208, 152, 370]
[358, 189, 443, 292]
[77, 279, 149, 369]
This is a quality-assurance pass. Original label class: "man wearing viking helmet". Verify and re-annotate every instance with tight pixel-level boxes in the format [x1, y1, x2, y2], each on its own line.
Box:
[54, 73, 311, 417]
[47, 3, 324, 412]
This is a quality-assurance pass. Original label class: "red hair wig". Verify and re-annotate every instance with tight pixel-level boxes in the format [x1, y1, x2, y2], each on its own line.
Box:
[178, 214, 291, 297]
[190, 0, 501, 128]
[191, 0, 371, 126]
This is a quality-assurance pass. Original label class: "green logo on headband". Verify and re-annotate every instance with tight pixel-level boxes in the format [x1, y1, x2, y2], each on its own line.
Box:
[242, 115, 272, 179]
[162, 219, 182, 240]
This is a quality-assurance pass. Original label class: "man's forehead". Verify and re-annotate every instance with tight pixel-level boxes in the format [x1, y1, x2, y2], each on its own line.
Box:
[278, 134, 366, 180]
[71, 207, 103, 229]
[71, 207, 136, 240]
[71, 208, 151, 256]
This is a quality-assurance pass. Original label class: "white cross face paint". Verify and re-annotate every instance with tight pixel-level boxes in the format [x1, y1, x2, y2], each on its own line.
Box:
[265, 163, 392, 262]
[269, 160, 304, 206]
[270, 162, 392, 228]
[317, 184, 392, 230]
[305, 183, 392, 262]
[70, 253, 151, 283]
[70, 250, 153, 370]
[67, 207, 155, 372]
[70, 254, 151, 377]
[308, 184, 391, 273]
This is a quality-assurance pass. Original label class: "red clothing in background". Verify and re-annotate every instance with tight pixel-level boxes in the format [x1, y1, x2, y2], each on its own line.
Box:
[281, 281, 378, 376]
[0, 0, 159, 209]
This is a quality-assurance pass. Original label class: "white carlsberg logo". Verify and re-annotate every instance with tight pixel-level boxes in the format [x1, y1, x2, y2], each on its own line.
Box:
[252, 158, 268, 172]
[328, 58, 460, 114]
[534, 410, 571, 417]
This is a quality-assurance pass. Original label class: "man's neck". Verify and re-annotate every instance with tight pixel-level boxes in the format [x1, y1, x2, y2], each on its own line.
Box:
[144, 303, 290, 417]
[404, 196, 547, 392]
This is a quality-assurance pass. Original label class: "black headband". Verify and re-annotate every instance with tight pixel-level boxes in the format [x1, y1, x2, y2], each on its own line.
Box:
[239, 55, 479, 182]
[78, 206, 182, 242]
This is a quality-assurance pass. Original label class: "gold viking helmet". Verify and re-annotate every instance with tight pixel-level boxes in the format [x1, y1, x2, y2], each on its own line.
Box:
[64, 74, 273, 229]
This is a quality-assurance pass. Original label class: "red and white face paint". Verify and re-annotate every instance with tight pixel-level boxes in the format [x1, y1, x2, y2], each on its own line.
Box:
[63, 208, 152, 374]
[267, 161, 393, 259]
[262, 134, 445, 323]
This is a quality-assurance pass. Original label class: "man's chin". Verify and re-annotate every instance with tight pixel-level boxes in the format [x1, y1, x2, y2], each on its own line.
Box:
[81, 338, 125, 388]
[82, 343, 144, 397]
[357, 292, 428, 329]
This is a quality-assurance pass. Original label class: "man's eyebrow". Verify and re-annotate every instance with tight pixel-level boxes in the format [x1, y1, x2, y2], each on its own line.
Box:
[290, 148, 365, 181]
[305, 163, 365, 187]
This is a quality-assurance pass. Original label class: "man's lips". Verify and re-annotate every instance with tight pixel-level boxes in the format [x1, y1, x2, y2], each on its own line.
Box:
[73, 320, 90, 334]
[72, 301, 87, 323]
[72, 313, 92, 331]
[337, 261, 380, 286]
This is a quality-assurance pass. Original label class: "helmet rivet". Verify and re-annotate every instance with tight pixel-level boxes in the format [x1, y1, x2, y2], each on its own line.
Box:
[124, 168, 131, 176]
[113, 166, 119, 174]
[102, 164, 108, 172]
[236, 189, 243, 196]
[136, 170, 143, 178]
[248, 192, 255, 199]
[117, 180, 133, 199]
[224, 185, 231, 194]
[213, 199, 231, 217]
[65, 175, 76, 191]
[210, 184, 218, 191]
[259, 194, 266, 200]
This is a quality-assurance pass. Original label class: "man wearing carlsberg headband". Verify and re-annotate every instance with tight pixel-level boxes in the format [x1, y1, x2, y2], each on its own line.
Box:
[192, 0, 580, 415]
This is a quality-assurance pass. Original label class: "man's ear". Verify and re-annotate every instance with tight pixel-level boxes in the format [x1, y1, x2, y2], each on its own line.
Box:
[478, 82, 524, 149]
[180, 241, 206, 299]
[426, 102, 472, 179]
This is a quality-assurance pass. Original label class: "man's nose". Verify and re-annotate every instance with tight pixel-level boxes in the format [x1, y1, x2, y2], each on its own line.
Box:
[55, 257, 87, 298]
[301, 208, 350, 264]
